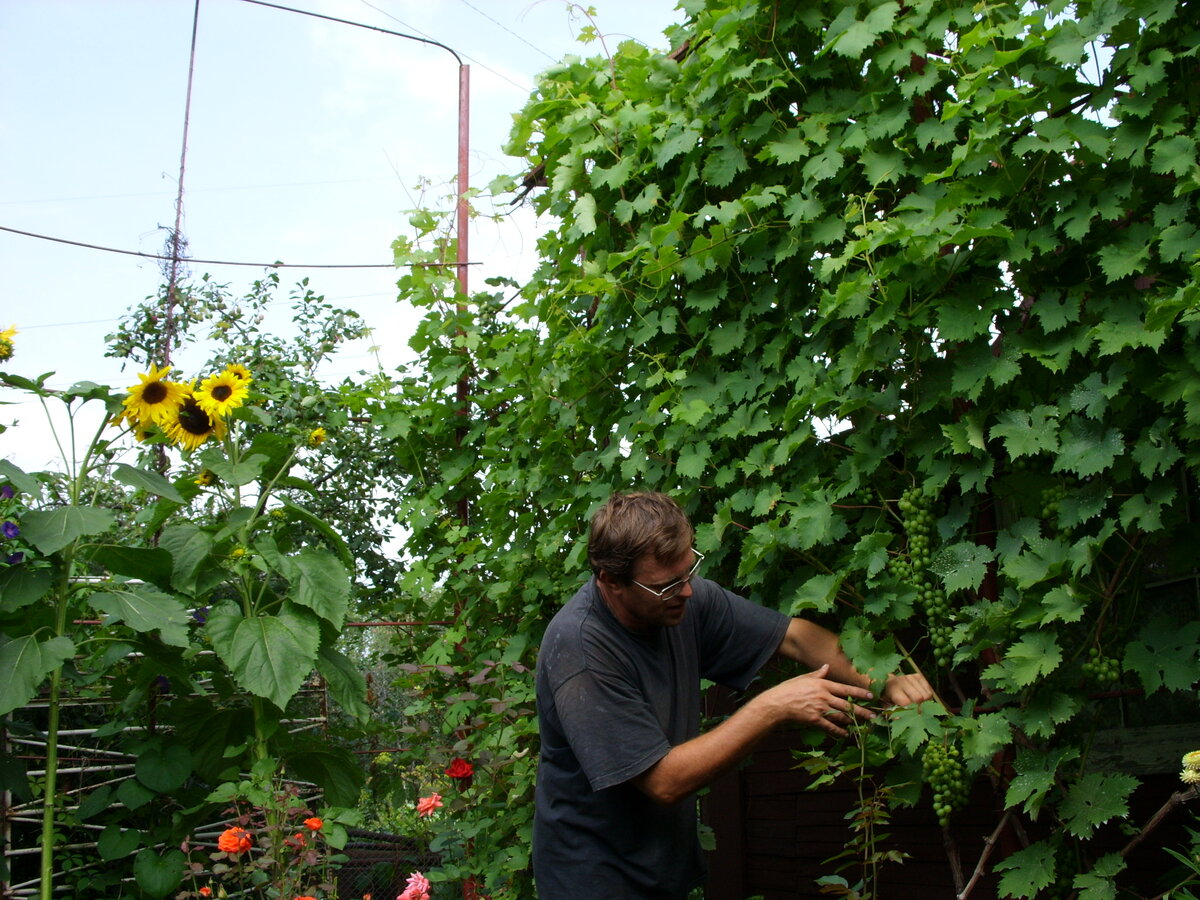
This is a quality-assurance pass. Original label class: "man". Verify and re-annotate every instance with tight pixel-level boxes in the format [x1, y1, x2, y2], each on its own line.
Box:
[533, 491, 932, 899]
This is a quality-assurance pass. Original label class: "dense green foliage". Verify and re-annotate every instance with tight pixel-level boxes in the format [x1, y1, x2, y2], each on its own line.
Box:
[384, 0, 1200, 896]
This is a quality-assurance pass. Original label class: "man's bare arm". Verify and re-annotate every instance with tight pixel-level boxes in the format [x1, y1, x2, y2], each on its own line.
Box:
[632, 663, 874, 805]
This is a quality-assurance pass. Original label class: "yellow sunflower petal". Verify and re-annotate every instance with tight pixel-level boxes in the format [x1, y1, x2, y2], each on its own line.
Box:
[123, 364, 189, 427]
[165, 396, 227, 451]
[195, 370, 250, 419]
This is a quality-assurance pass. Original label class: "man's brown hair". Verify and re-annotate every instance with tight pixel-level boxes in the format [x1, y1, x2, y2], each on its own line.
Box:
[587, 492, 694, 582]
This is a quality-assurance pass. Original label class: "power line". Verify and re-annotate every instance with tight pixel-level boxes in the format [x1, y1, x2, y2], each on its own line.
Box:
[454, 0, 557, 62]
[0, 225, 477, 270]
[239, 0, 463, 65]
[355, 0, 529, 91]
[0, 177, 398, 207]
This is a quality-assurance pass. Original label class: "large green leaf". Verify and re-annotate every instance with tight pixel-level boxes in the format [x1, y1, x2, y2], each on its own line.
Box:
[0, 566, 54, 612]
[278, 498, 354, 570]
[111, 463, 186, 502]
[88, 586, 191, 648]
[982, 632, 1062, 690]
[0, 460, 40, 495]
[158, 523, 215, 595]
[1061, 772, 1139, 837]
[97, 823, 140, 861]
[0, 635, 75, 716]
[929, 542, 992, 594]
[20, 506, 115, 555]
[1074, 853, 1126, 900]
[283, 740, 366, 807]
[995, 841, 1056, 899]
[88, 545, 175, 591]
[135, 743, 193, 793]
[133, 848, 186, 898]
[1124, 615, 1200, 694]
[317, 645, 369, 721]
[206, 602, 320, 709]
[198, 447, 269, 487]
[282, 547, 351, 630]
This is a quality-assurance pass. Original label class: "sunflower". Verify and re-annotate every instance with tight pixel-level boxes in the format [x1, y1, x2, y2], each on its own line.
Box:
[307, 426, 327, 447]
[224, 362, 252, 382]
[0, 324, 17, 362]
[165, 395, 227, 451]
[121, 364, 189, 428]
[195, 369, 250, 418]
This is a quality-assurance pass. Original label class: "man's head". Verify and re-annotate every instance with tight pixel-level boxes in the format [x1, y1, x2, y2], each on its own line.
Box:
[588, 492, 702, 632]
[588, 491, 695, 583]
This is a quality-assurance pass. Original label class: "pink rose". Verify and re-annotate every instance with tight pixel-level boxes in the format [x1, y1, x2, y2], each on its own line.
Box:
[397, 870, 431, 900]
[415, 793, 442, 818]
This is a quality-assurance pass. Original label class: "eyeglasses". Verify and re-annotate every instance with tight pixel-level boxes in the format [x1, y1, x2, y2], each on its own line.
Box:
[630, 550, 705, 600]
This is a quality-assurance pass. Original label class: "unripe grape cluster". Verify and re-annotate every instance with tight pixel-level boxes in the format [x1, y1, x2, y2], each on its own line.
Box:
[1041, 482, 1068, 532]
[1081, 646, 1122, 688]
[888, 486, 954, 667]
[922, 737, 969, 826]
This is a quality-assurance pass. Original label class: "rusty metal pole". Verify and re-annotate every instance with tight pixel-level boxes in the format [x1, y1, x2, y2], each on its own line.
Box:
[455, 64, 471, 531]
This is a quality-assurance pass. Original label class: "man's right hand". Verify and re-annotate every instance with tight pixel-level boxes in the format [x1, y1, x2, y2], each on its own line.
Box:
[759, 663, 878, 737]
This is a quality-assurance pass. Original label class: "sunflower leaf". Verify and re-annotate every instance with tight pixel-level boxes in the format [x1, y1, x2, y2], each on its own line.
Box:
[282, 547, 351, 630]
[20, 506, 116, 555]
[112, 463, 186, 503]
[199, 450, 270, 487]
[206, 601, 320, 709]
[88, 586, 192, 648]
[0, 635, 76, 717]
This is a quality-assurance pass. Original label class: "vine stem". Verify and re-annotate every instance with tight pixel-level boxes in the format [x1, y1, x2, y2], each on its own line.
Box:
[957, 809, 1013, 900]
[1119, 785, 1197, 860]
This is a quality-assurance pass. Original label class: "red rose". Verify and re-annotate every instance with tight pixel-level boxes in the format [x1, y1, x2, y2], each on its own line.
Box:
[445, 757, 474, 780]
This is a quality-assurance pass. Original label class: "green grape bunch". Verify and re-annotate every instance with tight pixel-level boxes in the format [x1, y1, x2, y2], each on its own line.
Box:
[1041, 482, 1068, 533]
[891, 486, 955, 666]
[922, 737, 969, 827]
[1081, 646, 1122, 688]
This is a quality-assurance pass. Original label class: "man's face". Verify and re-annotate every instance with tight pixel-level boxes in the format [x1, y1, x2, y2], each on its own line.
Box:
[599, 548, 697, 633]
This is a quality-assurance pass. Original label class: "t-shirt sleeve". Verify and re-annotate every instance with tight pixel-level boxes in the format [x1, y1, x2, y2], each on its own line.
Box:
[694, 580, 789, 691]
[550, 661, 672, 793]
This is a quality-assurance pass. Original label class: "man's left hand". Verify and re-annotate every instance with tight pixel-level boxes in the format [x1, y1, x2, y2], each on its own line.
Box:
[881, 672, 934, 707]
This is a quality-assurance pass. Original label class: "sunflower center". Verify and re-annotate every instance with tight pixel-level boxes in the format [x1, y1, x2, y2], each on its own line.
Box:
[178, 400, 214, 436]
[212, 384, 233, 402]
[143, 382, 168, 404]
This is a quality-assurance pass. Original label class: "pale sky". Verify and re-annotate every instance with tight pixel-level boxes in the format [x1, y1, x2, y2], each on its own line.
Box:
[0, 0, 684, 471]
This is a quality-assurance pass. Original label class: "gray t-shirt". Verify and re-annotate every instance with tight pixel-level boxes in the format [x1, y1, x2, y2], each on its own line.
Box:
[533, 575, 789, 899]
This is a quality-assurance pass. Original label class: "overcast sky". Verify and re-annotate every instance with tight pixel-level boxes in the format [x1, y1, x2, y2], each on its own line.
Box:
[0, 0, 683, 471]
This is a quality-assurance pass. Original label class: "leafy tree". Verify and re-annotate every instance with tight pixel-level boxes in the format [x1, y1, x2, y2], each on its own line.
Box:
[385, 0, 1200, 896]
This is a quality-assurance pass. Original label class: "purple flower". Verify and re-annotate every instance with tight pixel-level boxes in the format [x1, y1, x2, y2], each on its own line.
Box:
[2, 521, 18, 539]
[5, 552, 22, 564]
[191, 606, 209, 625]
[155, 675, 171, 694]
[0, 484, 13, 499]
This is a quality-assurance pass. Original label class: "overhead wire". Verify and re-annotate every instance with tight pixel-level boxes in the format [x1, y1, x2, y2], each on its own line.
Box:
[0, 225, 475, 270]
[354, 0, 529, 91]
[454, 0, 557, 61]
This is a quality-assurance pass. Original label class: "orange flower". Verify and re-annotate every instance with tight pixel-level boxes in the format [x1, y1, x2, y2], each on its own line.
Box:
[217, 826, 253, 855]
[199, 889, 213, 898]
[303, 816, 323, 831]
[293, 896, 318, 900]
[416, 793, 442, 817]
